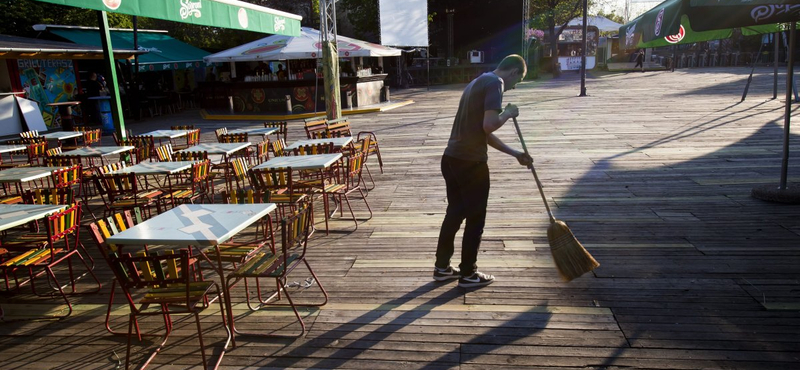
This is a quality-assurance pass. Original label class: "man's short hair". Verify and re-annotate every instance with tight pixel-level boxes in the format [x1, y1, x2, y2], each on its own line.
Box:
[497, 54, 527, 79]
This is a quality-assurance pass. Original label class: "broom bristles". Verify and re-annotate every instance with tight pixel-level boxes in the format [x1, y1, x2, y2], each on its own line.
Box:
[547, 219, 599, 282]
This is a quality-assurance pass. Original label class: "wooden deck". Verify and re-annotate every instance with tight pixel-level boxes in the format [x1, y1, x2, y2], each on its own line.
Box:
[2, 67, 800, 369]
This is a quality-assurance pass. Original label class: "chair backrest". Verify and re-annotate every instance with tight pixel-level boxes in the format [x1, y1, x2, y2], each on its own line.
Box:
[254, 140, 270, 164]
[185, 129, 201, 146]
[271, 138, 286, 157]
[280, 203, 313, 261]
[20, 130, 39, 139]
[96, 161, 127, 176]
[46, 147, 63, 157]
[326, 118, 353, 138]
[304, 117, 328, 139]
[263, 121, 288, 142]
[219, 132, 248, 143]
[224, 189, 272, 204]
[171, 125, 195, 130]
[129, 135, 156, 163]
[73, 126, 91, 132]
[291, 142, 335, 156]
[342, 138, 369, 188]
[51, 164, 82, 189]
[172, 150, 208, 162]
[44, 203, 82, 251]
[156, 143, 174, 162]
[229, 157, 250, 190]
[88, 219, 193, 308]
[103, 173, 141, 201]
[26, 141, 48, 165]
[214, 127, 228, 142]
[249, 166, 296, 195]
[112, 129, 133, 145]
[83, 129, 102, 146]
[22, 188, 75, 205]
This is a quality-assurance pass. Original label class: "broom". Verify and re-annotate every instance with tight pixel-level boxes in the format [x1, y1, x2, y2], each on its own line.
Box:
[511, 117, 599, 282]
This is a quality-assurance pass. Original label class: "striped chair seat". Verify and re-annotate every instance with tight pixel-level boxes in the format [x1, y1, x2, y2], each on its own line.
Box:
[232, 251, 299, 278]
[0, 247, 64, 267]
[110, 190, 163, 208]
[269, 193, 307, 203]
[204, 242, 268, 263]
[0, 195, 22, 204]
[141, 281, 215, 304]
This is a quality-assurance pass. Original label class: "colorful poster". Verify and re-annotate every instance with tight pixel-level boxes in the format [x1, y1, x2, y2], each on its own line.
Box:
[17, 59, 78, 128]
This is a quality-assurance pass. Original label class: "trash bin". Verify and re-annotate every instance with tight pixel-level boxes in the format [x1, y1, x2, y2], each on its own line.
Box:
[89, 96, 113, 133]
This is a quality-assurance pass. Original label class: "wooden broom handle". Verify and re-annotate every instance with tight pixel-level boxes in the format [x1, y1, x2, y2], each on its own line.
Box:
[512, 117, 556, 223]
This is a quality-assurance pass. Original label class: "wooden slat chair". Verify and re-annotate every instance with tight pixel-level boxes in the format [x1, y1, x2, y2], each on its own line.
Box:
[0, 141, 30, 168]
[218, 132, 251, 161]
[320, 139, 373, 233]
[86, 208, 201, 336]
[303, 116, 328, 139]
[290, 142, 335, 156]
[19, 130, 40, 142]
[0, 142, 43, 170]
[173, 129, 200, 151]
[253, 140, 271, 164]
[263, 120, 288, 143]
[229, 157, 251, 192]
[327, 118, 382, 188]
[88, 162, 129, 220]
[170, 124, 195, 130]
[225, 204, 327, 337]
[112, 129, 134, 145]
[248, 166, 308, 220]
[205, 189, 275, 270]
[63, 129, 101, 150]
[87, 221, 230, 370]
[271, 138, 287, 157]
[2, 188, 76, 249]
[160, 159, 213, 206]
[129, 135, 157, 163]
[214, 127, 228, 142]
[101, 172, 163, 218]
[0, 204, 101, 319]
[155, 143, 174, 162]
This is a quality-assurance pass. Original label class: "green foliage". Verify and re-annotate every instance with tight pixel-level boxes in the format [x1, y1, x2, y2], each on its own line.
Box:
[597, 10, 624, 24]
[339, 0, 380, 43]
[0, 0, 132, 38]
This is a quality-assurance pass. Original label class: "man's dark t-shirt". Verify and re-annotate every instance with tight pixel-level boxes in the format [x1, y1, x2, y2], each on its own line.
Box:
[444, 72, 504, 162]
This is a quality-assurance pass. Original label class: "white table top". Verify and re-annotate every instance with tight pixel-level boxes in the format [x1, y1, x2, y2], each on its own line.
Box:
[0, 204, 66, 232]
[228, 127, 279, 136]
[285, 137, 353, 151]
[179, 143, 251, 156]
[139, 129, 192, 139]
[107, 204, 277, 247]
[56, 146, 135, 157]
[0, 166, 65, 183]
[40, 131, 83, 141]
[107, 161, 199, 175]
[253, 153, 342, 171]
[0, 145, 27, 154]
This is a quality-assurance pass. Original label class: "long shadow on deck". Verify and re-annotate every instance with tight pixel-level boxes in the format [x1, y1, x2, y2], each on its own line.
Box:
[543, 96, 800, 367]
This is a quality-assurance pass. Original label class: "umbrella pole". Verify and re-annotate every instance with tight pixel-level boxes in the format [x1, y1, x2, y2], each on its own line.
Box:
[774, 32, 779, 100]
[780, 22, 795, 190]
[579, 0, 588, 97]
[741, 41, 765, 102]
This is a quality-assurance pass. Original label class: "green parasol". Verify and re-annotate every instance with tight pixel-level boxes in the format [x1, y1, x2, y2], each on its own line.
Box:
[36, 0, 301, 36]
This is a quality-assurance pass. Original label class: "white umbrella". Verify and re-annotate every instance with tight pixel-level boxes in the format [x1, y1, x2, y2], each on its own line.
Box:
[567, 15, 623, 33]
[204, 27, 402, 62]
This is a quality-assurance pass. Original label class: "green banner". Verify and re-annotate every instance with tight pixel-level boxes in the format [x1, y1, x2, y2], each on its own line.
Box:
[35, 0, 301, 36]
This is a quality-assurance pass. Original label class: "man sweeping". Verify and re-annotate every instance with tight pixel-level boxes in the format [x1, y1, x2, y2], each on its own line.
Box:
[433, 54, 533, 288]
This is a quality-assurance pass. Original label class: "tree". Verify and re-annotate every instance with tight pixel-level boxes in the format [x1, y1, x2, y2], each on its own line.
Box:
[529, 0, 585, 77]
[0, 0, 132, 38]
[338, 0, 379, 43]
[597, 10, 624, 25]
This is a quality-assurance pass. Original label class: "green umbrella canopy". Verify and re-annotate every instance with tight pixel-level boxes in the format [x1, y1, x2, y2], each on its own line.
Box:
[620, 0, 797, 49]
[35, 0, 302, 36]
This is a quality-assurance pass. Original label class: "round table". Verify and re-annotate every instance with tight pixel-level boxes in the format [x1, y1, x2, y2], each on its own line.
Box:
[46, 101, 81, 131]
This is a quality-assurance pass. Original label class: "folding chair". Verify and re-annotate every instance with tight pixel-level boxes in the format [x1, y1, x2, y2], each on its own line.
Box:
[253, 140, 271, 164]
[248, 166, 308, 219]
[0, 204, 101, 319]
[87, 224, 229, 369]
[225, 204, 327, 337]
[214, 127, 228, 142]
[100, 173, 163, 218]
[263, 120, 288, 143]
[173, 129, 200, 151]
[303, 116, 328, 139]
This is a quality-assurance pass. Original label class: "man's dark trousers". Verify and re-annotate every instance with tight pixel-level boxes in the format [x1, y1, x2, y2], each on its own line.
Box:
[435, 154, 490, 277]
